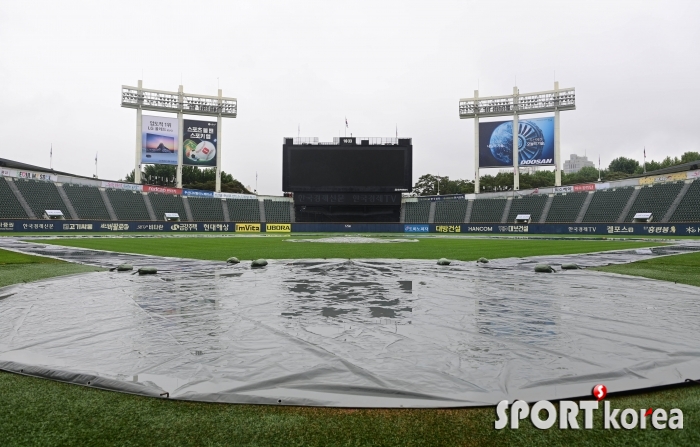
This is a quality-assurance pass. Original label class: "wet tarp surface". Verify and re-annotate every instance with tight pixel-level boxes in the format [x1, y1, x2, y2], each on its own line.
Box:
[1, 238, 700, 407]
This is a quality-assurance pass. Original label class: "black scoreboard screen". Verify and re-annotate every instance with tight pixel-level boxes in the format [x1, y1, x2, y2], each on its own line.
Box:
[282, 138, 412, 192]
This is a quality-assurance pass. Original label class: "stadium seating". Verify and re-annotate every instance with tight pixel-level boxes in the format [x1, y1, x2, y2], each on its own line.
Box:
[62, 184, 111, 220]
[670, 180, 700, 222]
[469, 198, 507, 223]
[149, 193, 188, 221]
[188, 197, 225, 221]
[624, 182, 684, 222]
[0, 178, 29, 219]
[506, 194, 549, 223]
[264, 200, 291, 223]
[434, 200, 468, 223]
[403, 201, 430, 223]
[582, 187, 634, 223]
[106, 189, 151, 221]
[545, 192, 588, 223]
[13, 179, 70, 218]
[227, 199, 261, 222]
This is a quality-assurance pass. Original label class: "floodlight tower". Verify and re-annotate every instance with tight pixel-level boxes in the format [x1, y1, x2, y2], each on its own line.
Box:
[459, 82, 575, 192]
[121, 81, 237, 192]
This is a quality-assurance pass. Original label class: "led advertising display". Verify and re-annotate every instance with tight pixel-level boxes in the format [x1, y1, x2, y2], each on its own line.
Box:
[141, 115, 179, 165]
[479, 117, 554, 168]
[183, 119, 218, 167]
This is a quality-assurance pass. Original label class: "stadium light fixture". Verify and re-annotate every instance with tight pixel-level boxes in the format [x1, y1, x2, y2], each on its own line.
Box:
[459, 82, 575, 192]
[121, 81, 237, 191]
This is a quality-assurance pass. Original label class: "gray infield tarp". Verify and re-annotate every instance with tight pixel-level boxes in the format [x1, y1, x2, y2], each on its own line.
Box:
[1, 238, 700, 407]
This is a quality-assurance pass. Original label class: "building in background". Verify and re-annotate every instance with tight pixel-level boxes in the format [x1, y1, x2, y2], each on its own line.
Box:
[563, 154, 595, 174]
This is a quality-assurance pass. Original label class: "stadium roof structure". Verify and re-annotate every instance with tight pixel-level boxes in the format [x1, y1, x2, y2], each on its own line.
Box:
[641, 159, 700, 177]
[0, 158, 116, 182]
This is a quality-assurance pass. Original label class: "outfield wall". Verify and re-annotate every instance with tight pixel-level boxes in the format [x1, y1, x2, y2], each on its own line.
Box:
[2, 220, 700, 236]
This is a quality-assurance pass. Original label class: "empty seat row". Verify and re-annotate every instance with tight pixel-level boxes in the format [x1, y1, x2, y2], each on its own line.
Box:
[625, 182, 684, 222]
[545, 192, 588, 223]
[63, 183, 111, 220]
[0, 178, 29, 219]
[470, 198, 507, 223]
[403, 201, 430, 223]
[506, 195, 549, 223]
[434, 200, 468, 223]
[264, 200, 291, 223]
[13, 179, 70, 219]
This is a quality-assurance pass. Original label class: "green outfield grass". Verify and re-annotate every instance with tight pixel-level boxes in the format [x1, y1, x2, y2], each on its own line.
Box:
[1, 370, 698, 447]
[0, 248, 102, 288]
[34, 236, 667, 262]
[594, 250, 700, 287]
[2, 242, 699, 446]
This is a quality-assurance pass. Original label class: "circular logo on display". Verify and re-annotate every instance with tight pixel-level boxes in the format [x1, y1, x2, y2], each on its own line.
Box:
[488, 121, 545, 165]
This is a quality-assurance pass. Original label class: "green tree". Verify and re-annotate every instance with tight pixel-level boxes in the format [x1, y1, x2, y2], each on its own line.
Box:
[413, 174, 474, 195]
[680, 151, 700, 164]
[608, 157, 640, 174]
[122, 166, 251, 194]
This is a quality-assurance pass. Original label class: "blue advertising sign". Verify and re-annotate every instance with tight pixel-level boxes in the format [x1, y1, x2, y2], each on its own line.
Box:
[404, 224, 429, 233]
[183, 189, 215, 198]
[479, 117, 554, 168]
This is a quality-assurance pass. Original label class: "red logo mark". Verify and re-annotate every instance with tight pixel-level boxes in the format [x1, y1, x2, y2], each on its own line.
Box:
[645, 408, 653, 417]
[592, 384, 607, 401]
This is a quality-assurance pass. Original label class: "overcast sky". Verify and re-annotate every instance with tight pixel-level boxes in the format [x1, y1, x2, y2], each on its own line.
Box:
[1, 0, 699, 194]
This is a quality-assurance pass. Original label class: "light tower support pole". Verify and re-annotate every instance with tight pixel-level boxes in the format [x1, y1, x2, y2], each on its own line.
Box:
[512, 86, 520, 191]
[554, 81, 562, 187]
[134, 80, 143, 184]
[473, 89, 480, 194]
[177, 84, 184, 189]
[216, 88, 222, 193]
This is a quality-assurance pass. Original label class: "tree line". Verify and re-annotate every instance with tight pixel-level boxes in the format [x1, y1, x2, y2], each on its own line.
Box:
[123, 166, 251, 194]
[413, 151, 700, 195]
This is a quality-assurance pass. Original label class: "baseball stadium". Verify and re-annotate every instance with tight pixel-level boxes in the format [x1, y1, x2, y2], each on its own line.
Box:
[2, 77, 700, 446]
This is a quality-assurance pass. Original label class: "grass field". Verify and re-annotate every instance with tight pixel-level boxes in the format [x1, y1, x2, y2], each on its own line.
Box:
[33, 235, 667, 262]
[595, 251, 700, 287]
[0, 248, 102, 288]
[1, 240, 699, 446]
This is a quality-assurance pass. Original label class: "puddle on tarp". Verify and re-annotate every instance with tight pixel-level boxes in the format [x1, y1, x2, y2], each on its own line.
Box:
[1, 238, 700, 407]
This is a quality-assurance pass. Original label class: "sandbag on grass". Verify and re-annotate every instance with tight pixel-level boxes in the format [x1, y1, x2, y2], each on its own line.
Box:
[477, 257, 489, 264]
[534, 264, 555, 273]
[226, 257, 240, 264]
[138, 267, 158, 275]
[437, 258, 451, 266]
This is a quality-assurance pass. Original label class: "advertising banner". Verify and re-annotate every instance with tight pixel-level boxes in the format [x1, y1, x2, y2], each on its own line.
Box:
[213, 192, 258, 200]
[2, 169, 57, 182]
[639, 172, 687, 185]
[143, 185, 182, 195]
[236, 223, 261, 232]
[404, 224, 429, 233]
[183, 119, 217, 167]
[479, 117, 554, 168]
[6, 220, 700, 236]
[142, 115, 178, 165]
[687, 170, 700, 180]
[266, 224, 291, 232]
[101, 181, 143, 192]
[183, 189, 214, 198]
[554, 186, 574, 193]
[573, 183, 596, 192]
[417, 194, 465, 202]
